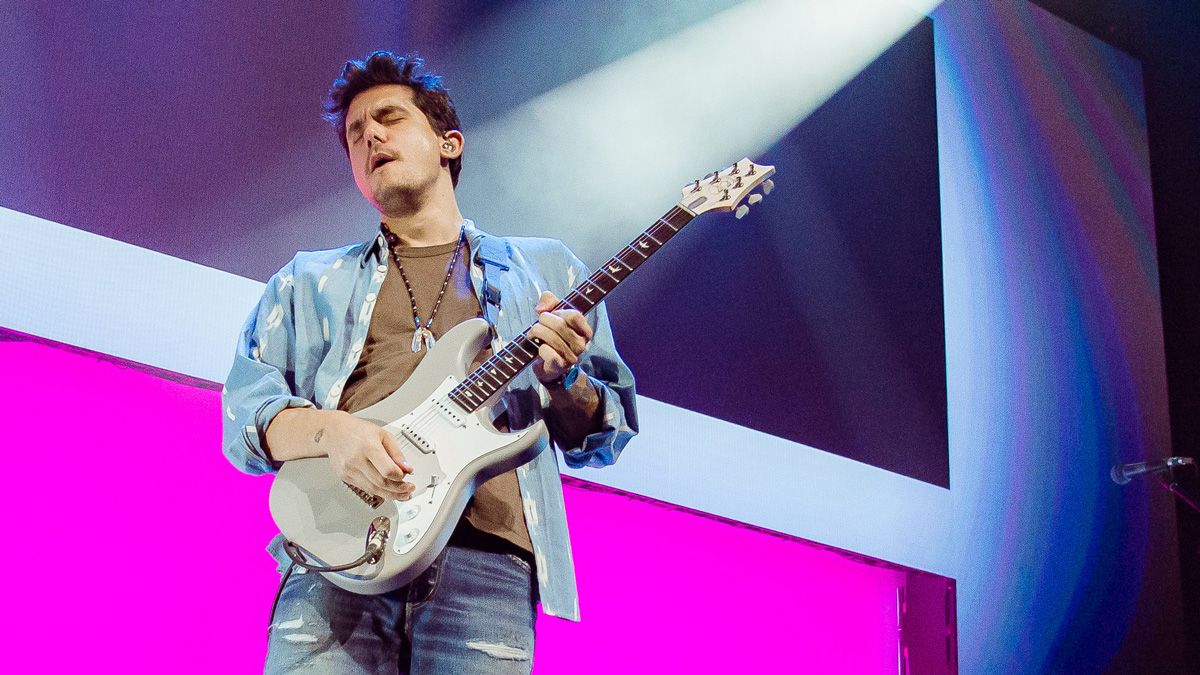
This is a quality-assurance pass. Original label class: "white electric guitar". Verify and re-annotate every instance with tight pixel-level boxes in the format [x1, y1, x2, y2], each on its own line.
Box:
[269, 159, 776, 594]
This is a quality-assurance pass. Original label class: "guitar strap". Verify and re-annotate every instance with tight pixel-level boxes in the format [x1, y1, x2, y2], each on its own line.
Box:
[474, 233, 511, 422]
[474, 233, 509, 328]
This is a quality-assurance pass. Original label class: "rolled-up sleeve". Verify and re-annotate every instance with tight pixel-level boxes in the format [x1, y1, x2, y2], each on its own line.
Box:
[221, 261, 315, 475]
[554, 246, 638, 469]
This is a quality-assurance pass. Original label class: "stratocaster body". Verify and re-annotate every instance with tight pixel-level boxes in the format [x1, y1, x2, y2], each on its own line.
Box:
[269, 318, 548, 594]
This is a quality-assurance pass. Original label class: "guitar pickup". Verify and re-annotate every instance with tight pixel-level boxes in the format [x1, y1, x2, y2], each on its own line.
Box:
[433, 398, 466, 427]
[398, 425, 434, 454]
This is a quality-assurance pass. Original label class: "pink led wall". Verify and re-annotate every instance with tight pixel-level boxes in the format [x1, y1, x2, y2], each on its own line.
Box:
[0, 338, 273, 671]
[0, 334, 952, 673]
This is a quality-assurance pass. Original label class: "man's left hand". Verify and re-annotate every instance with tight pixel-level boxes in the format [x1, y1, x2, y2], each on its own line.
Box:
[529, 291, 593, 384]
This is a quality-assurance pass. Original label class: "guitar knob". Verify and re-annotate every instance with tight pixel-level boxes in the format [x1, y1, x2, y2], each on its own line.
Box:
[748, 193, 763, 205]
[735, 204, 750, 219]
[397, 528, 420, 545]
[397, 504, 421, 522]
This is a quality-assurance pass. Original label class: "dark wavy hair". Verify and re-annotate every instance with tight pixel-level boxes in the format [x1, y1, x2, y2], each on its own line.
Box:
[323, 51, 462, 187]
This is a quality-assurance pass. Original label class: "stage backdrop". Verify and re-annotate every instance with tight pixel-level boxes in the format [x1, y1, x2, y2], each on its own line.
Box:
[0, 333, 953, 673]
[0, 0, 1184, 671]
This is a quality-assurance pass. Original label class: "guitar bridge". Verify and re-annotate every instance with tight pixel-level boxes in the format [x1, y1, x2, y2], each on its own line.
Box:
[344, 482, 385, 508]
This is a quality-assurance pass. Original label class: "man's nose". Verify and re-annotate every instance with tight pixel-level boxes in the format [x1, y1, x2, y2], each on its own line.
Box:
[365, 121, 387, 147]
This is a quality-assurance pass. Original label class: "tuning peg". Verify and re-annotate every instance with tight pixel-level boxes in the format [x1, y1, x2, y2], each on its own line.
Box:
[748, 193, 763, 205]
[710, 171, 721, 184]
[735, 204, 750, 219]
[762, 179, 775, 195]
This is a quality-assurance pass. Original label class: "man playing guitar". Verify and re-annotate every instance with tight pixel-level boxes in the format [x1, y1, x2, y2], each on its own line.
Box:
[221, 50, 638, 674]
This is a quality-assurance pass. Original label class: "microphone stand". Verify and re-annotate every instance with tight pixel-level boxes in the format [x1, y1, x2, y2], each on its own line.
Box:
[1155, 468, 1200, 515]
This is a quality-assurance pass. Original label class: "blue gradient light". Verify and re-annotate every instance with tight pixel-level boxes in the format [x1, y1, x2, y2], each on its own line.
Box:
[935, 1, 1164, 670]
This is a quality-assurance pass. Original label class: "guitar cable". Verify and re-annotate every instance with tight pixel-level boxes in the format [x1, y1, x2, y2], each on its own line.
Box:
[267, 562, 295, 632]
[280, 515, 392, 573]
[269, 516, 389, 631]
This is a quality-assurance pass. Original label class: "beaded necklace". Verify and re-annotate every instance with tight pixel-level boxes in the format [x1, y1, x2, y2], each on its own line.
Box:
[381, 224, 467, 352]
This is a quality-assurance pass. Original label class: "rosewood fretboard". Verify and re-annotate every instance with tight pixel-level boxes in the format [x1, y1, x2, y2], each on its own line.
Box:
[447, 205, 694, 413]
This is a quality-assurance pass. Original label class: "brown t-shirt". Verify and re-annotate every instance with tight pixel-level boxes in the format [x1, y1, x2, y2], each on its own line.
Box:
[337, 236, 532, 554]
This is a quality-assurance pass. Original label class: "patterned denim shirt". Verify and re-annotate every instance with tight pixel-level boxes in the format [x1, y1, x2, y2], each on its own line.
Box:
[221, 220, 638, 621]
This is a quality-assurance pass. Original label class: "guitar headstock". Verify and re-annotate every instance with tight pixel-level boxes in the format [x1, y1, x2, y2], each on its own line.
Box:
[678, 158, 776, 218]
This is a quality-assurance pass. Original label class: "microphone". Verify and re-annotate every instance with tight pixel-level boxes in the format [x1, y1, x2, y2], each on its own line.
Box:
[1111, 456, 1195, 485]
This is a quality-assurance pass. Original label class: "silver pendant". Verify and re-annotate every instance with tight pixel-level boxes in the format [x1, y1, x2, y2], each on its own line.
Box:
[411, 326, 436, 352]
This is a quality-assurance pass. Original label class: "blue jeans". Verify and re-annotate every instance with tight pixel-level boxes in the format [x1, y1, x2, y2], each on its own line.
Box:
[264, 544, 537, 674]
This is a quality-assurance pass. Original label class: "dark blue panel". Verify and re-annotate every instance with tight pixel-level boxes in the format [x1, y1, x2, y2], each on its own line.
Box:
[606, 19, 948, 487]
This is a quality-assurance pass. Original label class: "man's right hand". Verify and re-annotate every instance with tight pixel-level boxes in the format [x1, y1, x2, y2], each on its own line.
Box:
[266, 407, 415, 501]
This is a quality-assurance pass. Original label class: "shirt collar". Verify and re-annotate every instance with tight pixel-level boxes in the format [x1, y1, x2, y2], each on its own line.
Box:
[359, 218, 480, 268]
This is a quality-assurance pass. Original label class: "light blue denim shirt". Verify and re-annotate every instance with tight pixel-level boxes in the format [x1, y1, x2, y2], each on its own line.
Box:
[221, 220, 638, 621]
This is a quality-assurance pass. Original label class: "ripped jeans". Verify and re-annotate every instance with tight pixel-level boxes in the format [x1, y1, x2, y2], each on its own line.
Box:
[264, 544, 538, 674]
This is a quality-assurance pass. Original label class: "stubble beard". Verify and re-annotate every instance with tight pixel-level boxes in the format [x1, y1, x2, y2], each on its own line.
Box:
[372, 170, 435, 217]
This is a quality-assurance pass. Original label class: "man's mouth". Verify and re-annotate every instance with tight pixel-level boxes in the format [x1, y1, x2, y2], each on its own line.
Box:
[370, 155, 395, 172]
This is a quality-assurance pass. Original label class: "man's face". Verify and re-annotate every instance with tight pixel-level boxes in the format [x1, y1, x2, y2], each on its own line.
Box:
[344, 84, 452, 212]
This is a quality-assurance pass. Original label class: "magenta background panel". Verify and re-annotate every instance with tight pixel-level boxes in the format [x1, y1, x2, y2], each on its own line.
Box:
[2, 335, 935, 672]
[538, 482, 908, 673]
[0, 339, 277, 672]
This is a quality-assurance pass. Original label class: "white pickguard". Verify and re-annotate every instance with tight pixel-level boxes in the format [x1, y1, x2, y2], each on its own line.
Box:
[381, 376, 533, 555]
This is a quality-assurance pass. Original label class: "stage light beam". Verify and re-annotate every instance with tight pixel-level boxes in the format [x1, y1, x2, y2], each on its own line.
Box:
[458, 0, 944, 264]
